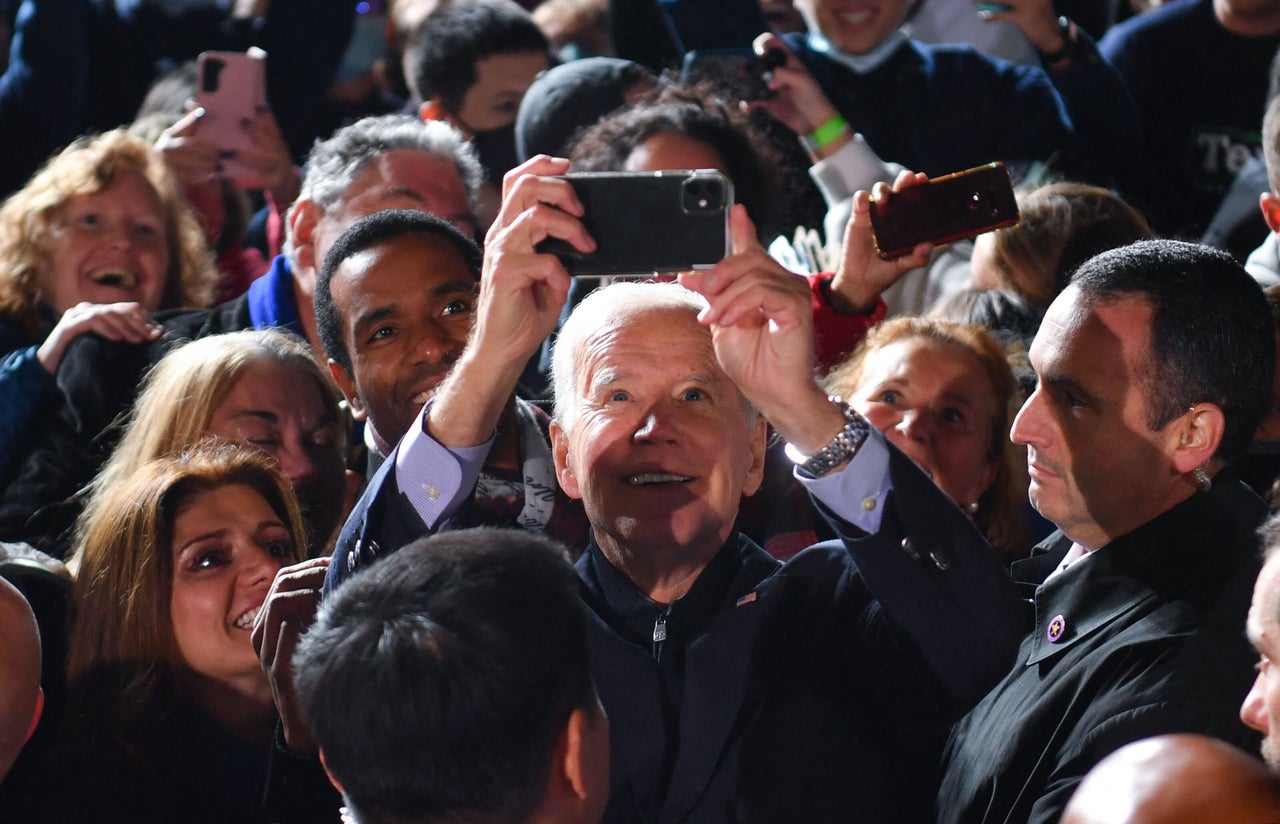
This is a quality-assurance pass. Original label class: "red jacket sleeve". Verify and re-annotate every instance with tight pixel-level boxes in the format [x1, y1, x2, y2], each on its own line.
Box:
[808, 273, 886, 371]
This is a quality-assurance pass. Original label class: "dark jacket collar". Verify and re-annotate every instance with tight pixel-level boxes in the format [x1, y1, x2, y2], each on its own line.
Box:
[1015, 469, 1264, 665]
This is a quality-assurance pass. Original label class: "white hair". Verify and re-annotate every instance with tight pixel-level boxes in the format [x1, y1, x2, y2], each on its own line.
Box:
[550, 281, 708, 431]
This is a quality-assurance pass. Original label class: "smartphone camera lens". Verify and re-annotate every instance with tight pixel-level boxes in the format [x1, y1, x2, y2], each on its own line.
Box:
[683, 177, 725, 214]
[201, 58, 225, 93]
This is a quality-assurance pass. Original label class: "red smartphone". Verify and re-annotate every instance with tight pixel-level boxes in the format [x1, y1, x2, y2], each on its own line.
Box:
[196, 48, 268, 180]
[869, 162, 1020, 260]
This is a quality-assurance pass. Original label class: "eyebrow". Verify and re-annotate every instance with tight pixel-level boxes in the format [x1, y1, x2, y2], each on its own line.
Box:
[1038, 372, 1099, 406]
[351, 279, 476, 340]
[177, 520, 288, 553]
[230, 409, 281, 425]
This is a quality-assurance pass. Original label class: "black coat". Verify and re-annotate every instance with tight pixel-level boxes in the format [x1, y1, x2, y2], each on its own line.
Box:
[0, 296, 250, 556]
[937, 471, 1266, 824]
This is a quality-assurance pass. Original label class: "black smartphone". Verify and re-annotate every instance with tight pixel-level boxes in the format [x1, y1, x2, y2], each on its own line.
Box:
[869, 162, 1020, 260]
[536, 170, 733, 276]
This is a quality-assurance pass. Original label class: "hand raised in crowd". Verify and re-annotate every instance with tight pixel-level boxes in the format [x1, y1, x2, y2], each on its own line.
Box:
[680, 206, 843, 452]
[827, 169, 935, 314]
[973, 0, 1073, 60]
[425, 154, 592, 450]
[750, 32, 850, 158]
[251, 556, 331, 755]
[36, 301, 163, 374]
[157, 105, 300, 204]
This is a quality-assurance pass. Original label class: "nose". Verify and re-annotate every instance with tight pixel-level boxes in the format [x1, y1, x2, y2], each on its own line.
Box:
[103, 219, 135, 250]
[1009, 389, 1043, 447]
[412, 319, 463, 367]
[634, 404, 679, 444]
[896, 407, 934, 443]
[1242, 671, 1269, 734]
[239, 544, 283, 590]
[274, 441, 319, 489]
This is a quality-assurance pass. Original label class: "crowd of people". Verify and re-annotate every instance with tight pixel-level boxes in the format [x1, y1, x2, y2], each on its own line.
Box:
[4, 0, 1280, 821]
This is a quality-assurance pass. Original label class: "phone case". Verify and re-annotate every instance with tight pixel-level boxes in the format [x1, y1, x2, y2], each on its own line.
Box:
[196, 48, 268, 179]
[537, 170, 734, 276]
[869, 162, 1020, 260]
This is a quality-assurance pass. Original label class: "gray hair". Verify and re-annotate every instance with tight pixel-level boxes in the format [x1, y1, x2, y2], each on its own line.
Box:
[550, 281, 764, 432]
[284, 114, 482, 264]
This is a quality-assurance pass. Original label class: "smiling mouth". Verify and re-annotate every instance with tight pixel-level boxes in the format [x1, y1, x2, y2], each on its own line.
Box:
[233, 604, 261, 630]
[838, 9, 874, 25]
[88, 270, 139, 289]
[627, 473, 693, 486]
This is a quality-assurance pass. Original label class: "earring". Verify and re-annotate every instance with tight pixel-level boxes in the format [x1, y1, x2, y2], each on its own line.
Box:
[1191, 464, 1212, 493]
[965, 500, 979, 515]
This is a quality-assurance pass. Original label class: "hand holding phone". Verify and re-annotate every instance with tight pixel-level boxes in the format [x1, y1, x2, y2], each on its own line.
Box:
[869, 162, 1020, 260]
[535, 170, 734, 276]
[196, 48, 268, 181]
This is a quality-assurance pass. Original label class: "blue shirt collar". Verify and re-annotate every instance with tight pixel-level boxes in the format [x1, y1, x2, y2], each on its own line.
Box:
[246, 254, 304, 338]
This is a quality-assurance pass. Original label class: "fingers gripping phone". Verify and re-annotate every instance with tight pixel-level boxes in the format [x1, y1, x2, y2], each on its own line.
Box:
[869, 162, 1020, 260]
[536, 170, 734, 276]
[196, 48, 268, 179]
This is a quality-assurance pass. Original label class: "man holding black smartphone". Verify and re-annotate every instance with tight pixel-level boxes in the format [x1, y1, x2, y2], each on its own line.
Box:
[317, 154, 1023, 822]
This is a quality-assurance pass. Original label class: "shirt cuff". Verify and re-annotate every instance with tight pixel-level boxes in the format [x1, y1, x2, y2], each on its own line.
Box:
[394, 400, 493, 528]
[808, 133, 896, 205]
[798, 427, 892, 533]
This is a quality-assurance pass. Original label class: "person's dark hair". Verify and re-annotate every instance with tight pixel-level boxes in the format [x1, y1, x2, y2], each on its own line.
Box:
[405, 0, 550, 111]
[1070, 239, 1275, 462]
[293, 528, 596, 824]
[316, 209, 482, 371]
[929, 287, 1043, 348]
[569, 83, 787, 241]
[515, 56, 657, 161]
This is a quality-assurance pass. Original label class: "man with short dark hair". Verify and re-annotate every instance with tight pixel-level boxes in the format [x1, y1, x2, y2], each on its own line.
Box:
[939, 239, 1275, 823]
[294, 527, 609, 824]
[313, 208, 588, 553]
[315, 209, 482, 457]
[406, 0, 550, 210]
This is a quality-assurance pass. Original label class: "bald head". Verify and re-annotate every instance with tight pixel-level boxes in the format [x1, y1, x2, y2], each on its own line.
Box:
[1061, 734, 1280, 824]
[0, 576, 41, 780]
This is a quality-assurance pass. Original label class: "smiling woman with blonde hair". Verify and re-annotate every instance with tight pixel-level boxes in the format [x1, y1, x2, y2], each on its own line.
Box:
[0, 129, 217, 479]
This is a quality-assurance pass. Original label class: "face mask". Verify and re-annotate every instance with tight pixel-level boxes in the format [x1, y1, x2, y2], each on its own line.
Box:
[470, 123, 520, 191]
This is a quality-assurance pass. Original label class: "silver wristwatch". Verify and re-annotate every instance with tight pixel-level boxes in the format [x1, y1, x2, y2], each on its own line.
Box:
[784, 396, 872, 478]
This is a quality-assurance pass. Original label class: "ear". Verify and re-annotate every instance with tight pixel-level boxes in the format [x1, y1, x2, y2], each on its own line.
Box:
[318, 749, 345, 795]
[1169, 402, 1226, 475]
[550, 420, 582, 500]
[328, 359, 367, 421]
[741, 414, 769, 498]
[1262, 193, 1280, 234]
[560, 707, 595, 802]
[289, 200, 324, 273]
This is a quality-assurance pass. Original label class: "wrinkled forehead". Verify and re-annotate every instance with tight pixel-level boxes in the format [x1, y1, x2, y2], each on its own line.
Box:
[574, 303, 720, 386]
